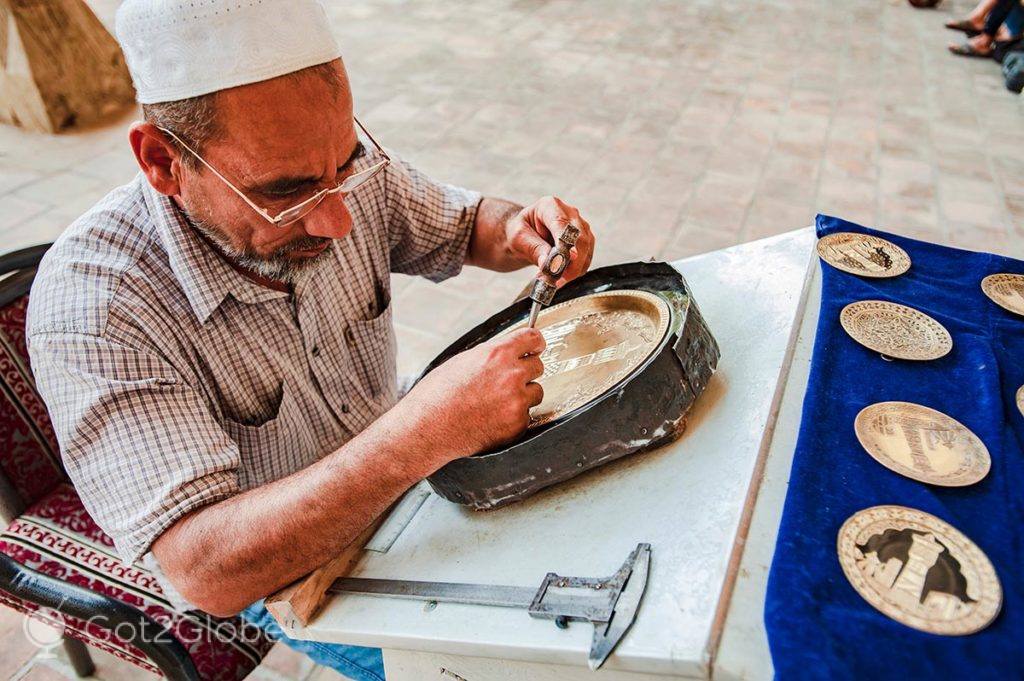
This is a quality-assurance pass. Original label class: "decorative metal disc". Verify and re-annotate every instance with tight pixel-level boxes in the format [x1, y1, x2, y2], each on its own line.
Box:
[1017, 385, 1024, 418]
[981, 273, 1024, 316]
[498, 290, 670, 428]
[840, 301, 952, 361]
[854, 402, 990, 486]
[817, 233, 911, 278]
[838, 505, 1001, 635]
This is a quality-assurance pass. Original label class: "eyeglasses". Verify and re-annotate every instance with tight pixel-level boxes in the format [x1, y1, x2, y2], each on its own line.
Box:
[158, 117, 390, 227]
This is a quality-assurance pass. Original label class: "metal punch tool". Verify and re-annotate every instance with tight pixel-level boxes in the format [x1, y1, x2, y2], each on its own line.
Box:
[528, 222, 582, 328]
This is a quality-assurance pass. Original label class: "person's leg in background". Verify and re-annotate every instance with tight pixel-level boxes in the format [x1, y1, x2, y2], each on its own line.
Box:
[945, 0, 1000, 35]
[949, 0, 1019, 56]
[1004, 2, 1024, 37]
[241, 602, 386, 681]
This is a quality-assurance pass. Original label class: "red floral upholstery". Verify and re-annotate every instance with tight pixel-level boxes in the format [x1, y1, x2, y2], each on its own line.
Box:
[0, 256, 272, 678]
[0, 484, 274, 679]
[0, 294, 65, 506]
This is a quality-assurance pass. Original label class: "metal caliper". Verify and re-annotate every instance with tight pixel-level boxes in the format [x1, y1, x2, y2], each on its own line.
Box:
[328, 542, 651, 670]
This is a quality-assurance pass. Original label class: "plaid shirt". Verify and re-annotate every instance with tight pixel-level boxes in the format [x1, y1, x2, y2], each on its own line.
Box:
[27, 154, 480, 609]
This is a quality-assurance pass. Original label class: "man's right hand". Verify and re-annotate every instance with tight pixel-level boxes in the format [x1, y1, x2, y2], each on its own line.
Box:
[401, 327, 546, 465]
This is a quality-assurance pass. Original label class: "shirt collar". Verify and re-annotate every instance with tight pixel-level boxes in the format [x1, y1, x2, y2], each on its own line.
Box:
[141, 176, 289, 324]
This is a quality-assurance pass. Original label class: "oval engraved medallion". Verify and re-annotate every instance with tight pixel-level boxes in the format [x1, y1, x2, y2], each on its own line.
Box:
[1017, 385, 1024, 418]
[854, 402, 990, 486]
[498, 290, 670, 428]
[981, 273, 1024, 316]
[838, 506, 1001, 635]
[817, 233, 911, 278]
[840, 301, 952, 361]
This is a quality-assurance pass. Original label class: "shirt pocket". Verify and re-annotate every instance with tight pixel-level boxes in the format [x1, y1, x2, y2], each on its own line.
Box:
[223, 382, 318, 489]
[345, 298, 398, 403]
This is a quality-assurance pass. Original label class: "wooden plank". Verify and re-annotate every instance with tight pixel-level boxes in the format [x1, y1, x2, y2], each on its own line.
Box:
[0, 0, 134, 133]
[265, 515, 387, 630]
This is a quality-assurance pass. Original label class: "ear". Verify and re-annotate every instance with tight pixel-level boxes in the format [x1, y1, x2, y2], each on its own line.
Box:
[129, 122, 183, 197]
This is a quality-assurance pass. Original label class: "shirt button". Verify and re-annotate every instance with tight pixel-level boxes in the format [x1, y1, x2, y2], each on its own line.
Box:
[341, 404, 350, 414]
[345, 327, 355, 347]
[311, 345, 321, 357]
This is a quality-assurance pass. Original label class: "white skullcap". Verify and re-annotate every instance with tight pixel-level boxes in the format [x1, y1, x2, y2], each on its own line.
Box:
[115, 0, 341, 104]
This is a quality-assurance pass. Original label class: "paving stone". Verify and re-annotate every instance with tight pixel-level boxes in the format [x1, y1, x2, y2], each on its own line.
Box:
[48, 642, 159, 681]
[17, 660, 70, 681]
[661, 223, 740, 262]
[0, 168, 44, 195]
[0, 608, 40, 679]
[743, 196, 816, 242]
[305, 664, 348, 681]
[0, 196, 49, 232]
[14, 171, 107, 206]
[395, 323, 448, 379]
[259, 642, 317, 680]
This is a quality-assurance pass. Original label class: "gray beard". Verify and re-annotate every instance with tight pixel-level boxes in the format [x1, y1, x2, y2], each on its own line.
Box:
[183, 211, 330, 285]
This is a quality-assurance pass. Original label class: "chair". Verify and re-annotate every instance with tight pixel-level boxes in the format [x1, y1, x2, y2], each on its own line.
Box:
[0, 244, 274, 680]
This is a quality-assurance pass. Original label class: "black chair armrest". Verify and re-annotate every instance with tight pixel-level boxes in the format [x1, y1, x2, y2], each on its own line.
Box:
[0, 244, 52, 277]
[0, 553, 198, 680]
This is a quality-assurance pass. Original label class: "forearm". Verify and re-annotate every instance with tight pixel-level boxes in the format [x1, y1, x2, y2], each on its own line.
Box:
[465, 197, 529, 272]
[153, 407, 436, 616]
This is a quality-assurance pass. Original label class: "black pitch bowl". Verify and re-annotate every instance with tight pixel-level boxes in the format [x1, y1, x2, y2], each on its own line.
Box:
[417, 261, 721, 510]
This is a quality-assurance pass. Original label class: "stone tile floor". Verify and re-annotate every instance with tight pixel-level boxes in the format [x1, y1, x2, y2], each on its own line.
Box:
[1, 0, 1021, 678]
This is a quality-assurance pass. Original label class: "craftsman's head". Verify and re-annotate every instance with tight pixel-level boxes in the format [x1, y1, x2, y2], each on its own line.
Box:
[117, 0, 360, 283]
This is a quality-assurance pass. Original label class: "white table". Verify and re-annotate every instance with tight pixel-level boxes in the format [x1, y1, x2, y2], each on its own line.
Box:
[278, 228, 823, 680]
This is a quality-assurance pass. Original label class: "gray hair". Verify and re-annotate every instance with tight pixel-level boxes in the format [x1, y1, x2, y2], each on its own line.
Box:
[142, 60, 345, 169]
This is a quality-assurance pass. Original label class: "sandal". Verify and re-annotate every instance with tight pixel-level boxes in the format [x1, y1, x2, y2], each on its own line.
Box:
[944, 19, 982, 37]
[948, 41, 993, 58]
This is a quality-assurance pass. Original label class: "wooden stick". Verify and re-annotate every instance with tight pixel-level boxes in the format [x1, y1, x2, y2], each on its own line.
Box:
[265, 515, 386, 631]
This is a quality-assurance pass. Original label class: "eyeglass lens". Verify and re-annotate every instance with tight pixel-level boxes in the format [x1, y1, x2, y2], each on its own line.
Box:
[276, 160, 388, 226]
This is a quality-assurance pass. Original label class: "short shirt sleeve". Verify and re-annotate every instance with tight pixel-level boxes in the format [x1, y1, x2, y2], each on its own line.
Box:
[384, 152, 482, 281]
[28, 331, 240, 567]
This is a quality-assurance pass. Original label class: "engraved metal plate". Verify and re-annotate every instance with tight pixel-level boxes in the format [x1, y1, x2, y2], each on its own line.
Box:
[1018, 385, 1024, 418]
[854, 402, 990, 486]
[838, 505, 1001, 635]
[840, 301, 952, 361]
[498, 290, 670, 428]
[981, 273, 1024, 316]
[817, 232, 911, 278]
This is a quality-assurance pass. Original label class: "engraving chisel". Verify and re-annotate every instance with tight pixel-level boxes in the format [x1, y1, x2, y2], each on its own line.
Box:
[527, 223, 581, 328]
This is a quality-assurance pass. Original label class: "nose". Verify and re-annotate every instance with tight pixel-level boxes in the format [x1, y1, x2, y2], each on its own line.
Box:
[301, 194, 353, 239]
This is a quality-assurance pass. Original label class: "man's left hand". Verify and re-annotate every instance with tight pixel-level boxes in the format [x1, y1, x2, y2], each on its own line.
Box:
[505, 196, 595, 286]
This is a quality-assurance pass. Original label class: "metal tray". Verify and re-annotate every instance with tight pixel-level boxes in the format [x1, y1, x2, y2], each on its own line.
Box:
[418, 261, 721, 509]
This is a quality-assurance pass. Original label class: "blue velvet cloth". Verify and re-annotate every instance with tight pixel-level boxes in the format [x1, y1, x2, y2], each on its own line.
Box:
[765, 215, 1024, 680]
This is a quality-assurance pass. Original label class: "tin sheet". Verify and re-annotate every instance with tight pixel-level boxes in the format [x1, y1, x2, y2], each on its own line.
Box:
[498, 290, 671, 428]
[854, 402, 990, 487]
[837, 505, 1001, 636]
[817, 232, 911, 278]
[840, 300, 952, 361]
[981, 273, 1024, 316]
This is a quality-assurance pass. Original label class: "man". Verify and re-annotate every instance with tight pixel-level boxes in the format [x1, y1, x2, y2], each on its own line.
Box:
[26, 1, 595, 679]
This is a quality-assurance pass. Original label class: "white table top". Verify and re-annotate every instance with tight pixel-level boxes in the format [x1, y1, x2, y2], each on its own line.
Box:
[281, 228, 818, 678]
